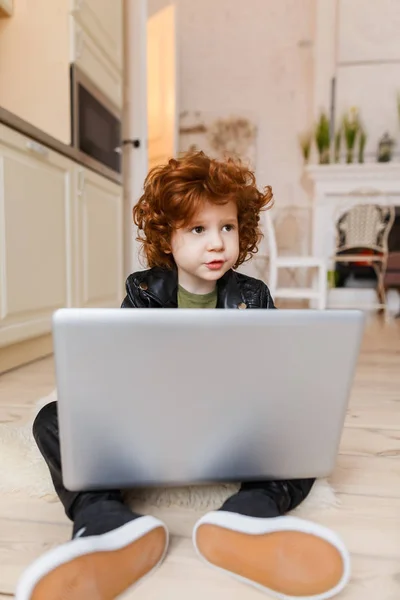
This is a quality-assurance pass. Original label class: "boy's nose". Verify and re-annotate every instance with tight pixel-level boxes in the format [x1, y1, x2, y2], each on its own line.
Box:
[207, 232, 224, 251]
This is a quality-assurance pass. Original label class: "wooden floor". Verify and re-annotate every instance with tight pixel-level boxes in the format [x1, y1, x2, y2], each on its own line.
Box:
[0, 315, 399, 599]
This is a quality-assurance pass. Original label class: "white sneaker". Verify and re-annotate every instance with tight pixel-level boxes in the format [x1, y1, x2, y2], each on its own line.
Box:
[16, 514, 169, 599]
[193, 511, 350, 600]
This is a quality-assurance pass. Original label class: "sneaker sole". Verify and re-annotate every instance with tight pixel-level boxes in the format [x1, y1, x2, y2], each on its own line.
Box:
[193, 512, 350, 600]
[16, 515, 168, 600]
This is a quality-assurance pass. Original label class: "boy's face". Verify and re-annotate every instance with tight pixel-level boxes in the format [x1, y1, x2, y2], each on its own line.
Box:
[170, 200, 240, 294]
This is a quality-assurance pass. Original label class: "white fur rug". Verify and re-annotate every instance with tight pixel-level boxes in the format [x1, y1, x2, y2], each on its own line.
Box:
[0, 390, 339, 517]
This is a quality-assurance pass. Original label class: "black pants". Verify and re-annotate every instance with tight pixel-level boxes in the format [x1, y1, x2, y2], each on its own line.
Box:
[33, 402, 315, 522]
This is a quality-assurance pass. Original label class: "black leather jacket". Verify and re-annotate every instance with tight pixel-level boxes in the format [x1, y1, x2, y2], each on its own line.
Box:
[121, 267, 275, 310]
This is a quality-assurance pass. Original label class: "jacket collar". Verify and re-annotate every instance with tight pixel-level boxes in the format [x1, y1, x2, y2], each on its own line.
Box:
[216, 269, 246, 308]
[139, 267, 245, 309]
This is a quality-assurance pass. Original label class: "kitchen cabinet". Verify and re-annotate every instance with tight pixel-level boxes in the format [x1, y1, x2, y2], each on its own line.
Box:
[70, 20, 122, 109]
[70, 0, 123, 108]
[0, 123, 123, 360]
[0, 0, 123, 142]
[74, 167, 124, 309]
[0, 1, 123, 143]
[0, 0, 13, 17]
[0, 124, 75, 348]
[71, 0, 122, 71]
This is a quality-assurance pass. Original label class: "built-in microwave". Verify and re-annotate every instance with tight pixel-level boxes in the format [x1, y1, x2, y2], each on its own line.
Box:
[70, 64, 122, 174]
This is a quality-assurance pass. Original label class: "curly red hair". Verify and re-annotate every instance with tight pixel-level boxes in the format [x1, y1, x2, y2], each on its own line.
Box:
[133, 151, 273, 269]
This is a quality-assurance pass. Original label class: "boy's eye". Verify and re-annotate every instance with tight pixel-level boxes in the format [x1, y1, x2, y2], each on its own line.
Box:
[192, 226, 204, 234]
[223, 224, 235, 232]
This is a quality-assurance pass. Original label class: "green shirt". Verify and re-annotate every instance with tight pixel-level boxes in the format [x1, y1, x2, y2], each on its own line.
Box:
[177, 285, 217, 309]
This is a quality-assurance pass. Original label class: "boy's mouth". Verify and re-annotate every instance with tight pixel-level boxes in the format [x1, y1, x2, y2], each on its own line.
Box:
[206, 260, 225, 270]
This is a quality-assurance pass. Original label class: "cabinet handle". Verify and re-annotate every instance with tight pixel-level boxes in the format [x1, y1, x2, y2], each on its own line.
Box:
[26, 140, 49, 157]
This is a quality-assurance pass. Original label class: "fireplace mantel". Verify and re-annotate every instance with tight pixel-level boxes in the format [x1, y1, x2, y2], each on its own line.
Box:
[306, 163, 400, 190]
[304, 164, 400, 263]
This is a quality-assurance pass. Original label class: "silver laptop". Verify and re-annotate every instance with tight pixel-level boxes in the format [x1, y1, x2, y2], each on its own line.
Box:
[52, 308, 365, 491]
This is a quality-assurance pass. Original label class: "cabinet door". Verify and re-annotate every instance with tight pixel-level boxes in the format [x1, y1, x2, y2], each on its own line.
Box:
[70, 17, 122, 109]
[71, 0, 122, 71]
[0, 125, 74, 348]
[75, 167, 123, 308]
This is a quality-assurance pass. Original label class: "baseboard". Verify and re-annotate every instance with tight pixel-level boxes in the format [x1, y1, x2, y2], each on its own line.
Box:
[0, 334, 53, 374]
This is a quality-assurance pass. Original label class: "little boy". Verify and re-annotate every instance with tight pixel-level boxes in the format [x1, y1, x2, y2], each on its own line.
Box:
[16, 151, 350, 600]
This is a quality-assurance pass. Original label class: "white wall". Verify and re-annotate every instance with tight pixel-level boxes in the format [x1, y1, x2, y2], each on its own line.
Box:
[149, 0, 316, 201]
[335, 0, 400, 161]
[0, 0, 70, 143]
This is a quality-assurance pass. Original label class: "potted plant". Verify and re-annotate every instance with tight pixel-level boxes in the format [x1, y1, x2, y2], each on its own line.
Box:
[315, 112, 330, 164]
[358, 128, 367, 163]
[334, 128, 342, 163]
[342, 108, 360, 164]
[298, 130, 313, 164]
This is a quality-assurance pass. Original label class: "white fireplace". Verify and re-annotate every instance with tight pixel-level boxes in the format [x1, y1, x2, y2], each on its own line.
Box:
[305, 163, 400, 310]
